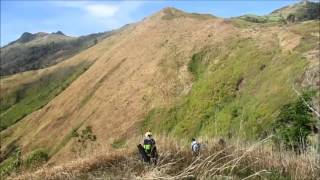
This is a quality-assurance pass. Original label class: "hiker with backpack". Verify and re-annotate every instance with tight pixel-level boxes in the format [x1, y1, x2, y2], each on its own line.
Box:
[191, 138, 200, 156]
[137, 131, 158, 165]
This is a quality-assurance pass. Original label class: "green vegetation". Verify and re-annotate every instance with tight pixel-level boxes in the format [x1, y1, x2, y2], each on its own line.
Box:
[0, 61, 92, 131]
[238, 14, 284, 24]
[70, 126, 97, 157]
[144, 37, 308, 140]
[0, 149, 21, 177]
[0, 31, 110, 76]
[72, 126, 97, 143]
[0, 124, 90, 177]
[282, 1, 320, 22]
[236, 1, 319, 24]
[188, 51, 208, 80]
[291, 21, 320, 52]
[25, 149, 49, 168]
[272, 91, 316, 153]
[0, 148, 49, 177]
[111, 138, 127, 149]
[72, 126, 96, 146]
[266, 170, 291, 180]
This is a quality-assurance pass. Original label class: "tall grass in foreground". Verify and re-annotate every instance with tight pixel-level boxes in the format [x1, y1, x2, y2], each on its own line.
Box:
[10, 136, 319, 180]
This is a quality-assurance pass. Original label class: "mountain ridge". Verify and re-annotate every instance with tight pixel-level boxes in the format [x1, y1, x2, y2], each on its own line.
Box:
[5, 31, 69, 48]
[237, 1, 319, 23]
[0, 30, 114, 76]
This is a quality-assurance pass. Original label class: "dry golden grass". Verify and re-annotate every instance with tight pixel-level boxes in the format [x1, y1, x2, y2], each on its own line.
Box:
[1, 8, 240, 163]
[10, 135, 319, 180]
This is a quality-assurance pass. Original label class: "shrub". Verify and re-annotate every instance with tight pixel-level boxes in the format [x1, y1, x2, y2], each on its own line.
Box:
[71, 126, 97, 157]
[272, 91, 316, 153]
[188, 52, 207, 80]
[25, 149, 49, 168]
[241, 15, 268, 23]
[73, 126, 97, 143]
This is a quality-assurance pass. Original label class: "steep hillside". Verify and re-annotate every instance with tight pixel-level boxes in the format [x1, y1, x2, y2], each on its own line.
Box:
[270, 0, 320, 21]
[0, 25, 132, 131]
[0, 5, 319, 178]
[0, 7, 239, 162]
[0, 31, 112, 76]
[0, 59, 93, 131]
[143, 20, 320, 139]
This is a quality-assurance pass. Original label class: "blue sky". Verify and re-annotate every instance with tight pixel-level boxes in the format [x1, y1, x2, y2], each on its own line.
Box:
[1, 0, 300, 46]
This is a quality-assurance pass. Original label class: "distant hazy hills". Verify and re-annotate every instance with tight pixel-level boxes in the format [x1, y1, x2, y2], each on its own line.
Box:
[0, 31, 112, 76]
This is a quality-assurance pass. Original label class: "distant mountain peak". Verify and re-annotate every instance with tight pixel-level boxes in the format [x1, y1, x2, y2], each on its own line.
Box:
[52, 31, 65, 36]
[21, 32, 32, 37]
[18, 32, 36, 43]
[9, 31, 67, 46]
[153, 7, 215, 20]
[159, 7, 185, 17]
[162, 7, 183, 13]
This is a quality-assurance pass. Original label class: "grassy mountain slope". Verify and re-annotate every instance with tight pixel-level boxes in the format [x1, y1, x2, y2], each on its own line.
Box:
[0, 26, 132, 131]
[237, 1, 319, 24]
[0, 31, 111, 76]
[0, 60, 92, 131]
[270, 1, 320, 21]
[0, 5, 319, 178]
[143, 32, 309, 139]
[0, 7, 240, 163]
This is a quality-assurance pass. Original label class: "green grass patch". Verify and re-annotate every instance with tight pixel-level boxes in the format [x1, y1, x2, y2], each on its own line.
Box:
[111, 138, 127, 149]
[0, 148, 50, 177]
[291, 21, 320, 52]
[0, 151, 21, 177]
[238, 15, 269, 23]
[0, 61, 92, 131]
[144, 37, 308, 140]
[24, 149, 49, 168]
[188, 51, 207, 80]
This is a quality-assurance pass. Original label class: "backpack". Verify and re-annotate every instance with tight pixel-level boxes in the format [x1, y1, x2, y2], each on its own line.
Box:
[143, 138, 155, 154]
[192, 142, 200, 153]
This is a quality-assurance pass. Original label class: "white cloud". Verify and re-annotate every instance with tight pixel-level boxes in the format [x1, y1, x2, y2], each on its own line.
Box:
[53, 1, 143, 19]
[51, 1, 145, 29]
[1, 1, 147, 45]
[85, 4, 118, 18]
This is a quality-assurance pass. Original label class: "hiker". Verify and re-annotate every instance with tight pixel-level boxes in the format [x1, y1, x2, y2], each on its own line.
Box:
[144, 132, 158, 164]
[137, 131, 158, 164]
[191, 138, 200, 156]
